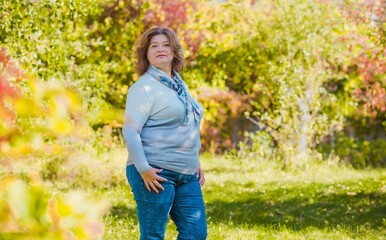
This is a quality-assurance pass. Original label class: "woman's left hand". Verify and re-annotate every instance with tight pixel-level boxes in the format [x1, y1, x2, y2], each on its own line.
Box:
[196, 166, 205, 187]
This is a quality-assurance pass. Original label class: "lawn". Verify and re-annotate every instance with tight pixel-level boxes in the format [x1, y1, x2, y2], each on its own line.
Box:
[94, 151, 386, 240]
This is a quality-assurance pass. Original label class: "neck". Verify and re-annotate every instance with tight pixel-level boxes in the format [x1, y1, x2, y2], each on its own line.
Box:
[156, 64, 172, 78]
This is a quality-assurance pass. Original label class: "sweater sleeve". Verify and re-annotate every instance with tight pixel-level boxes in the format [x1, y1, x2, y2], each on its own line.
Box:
[122, 85, 153, 173]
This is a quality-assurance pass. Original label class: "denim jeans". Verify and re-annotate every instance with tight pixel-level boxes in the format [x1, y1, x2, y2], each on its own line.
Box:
[126, 165, 207, 240]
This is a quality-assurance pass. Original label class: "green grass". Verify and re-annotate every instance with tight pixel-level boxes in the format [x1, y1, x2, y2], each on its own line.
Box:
[7, 148, 385, 239]
[93, 152, 386, 240]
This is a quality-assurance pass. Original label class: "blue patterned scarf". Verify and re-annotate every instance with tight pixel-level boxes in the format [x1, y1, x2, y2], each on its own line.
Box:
[146, 65, 203, 125]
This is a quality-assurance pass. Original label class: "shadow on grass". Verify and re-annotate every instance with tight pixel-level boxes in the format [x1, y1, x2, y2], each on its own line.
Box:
[104, 180, 386, 231]
[107, 204, 138, 223]
[205, 183, 386, 230]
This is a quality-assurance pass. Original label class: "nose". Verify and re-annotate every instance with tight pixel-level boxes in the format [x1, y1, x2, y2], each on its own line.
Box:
[157, 45, 167, 52]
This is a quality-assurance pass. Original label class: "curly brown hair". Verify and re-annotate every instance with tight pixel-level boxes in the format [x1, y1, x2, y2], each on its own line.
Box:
[134, 27, 184, 76]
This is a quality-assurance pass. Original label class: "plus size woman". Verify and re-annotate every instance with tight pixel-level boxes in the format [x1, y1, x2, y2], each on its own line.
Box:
[122, 27, 207, 240]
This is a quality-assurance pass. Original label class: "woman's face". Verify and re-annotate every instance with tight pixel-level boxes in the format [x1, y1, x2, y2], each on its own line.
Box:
[147, 34, 173, 70]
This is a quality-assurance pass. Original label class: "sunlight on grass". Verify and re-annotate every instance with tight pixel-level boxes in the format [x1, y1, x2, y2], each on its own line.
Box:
[4, 148, 384, 239]
[90, 150, 386, 239]
[3, 147, 384, 239]
[201, 155, 386, 240]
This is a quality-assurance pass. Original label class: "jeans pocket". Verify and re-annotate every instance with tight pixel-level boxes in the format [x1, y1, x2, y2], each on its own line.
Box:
[127, 165, 140, 188]
[127, 165, 151, 198]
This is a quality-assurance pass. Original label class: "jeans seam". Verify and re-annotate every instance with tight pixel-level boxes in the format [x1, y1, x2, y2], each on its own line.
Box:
[174, 198, 193, 239]
[145, 201, 150, 236]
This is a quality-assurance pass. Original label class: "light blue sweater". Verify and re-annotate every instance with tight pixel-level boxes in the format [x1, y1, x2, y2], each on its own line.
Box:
[122, 73, 202, 175]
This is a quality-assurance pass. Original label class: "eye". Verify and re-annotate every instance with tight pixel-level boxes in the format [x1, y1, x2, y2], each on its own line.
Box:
[150, 44, 158, 48]
[164, 43, 170, 47]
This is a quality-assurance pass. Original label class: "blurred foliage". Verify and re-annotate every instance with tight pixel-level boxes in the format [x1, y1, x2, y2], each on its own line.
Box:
[318, 133, 386, 168]
[0, 0, 385, 237]
[0, 48, 91, 157]
[0, 44, 108, 238]
[330, 0, 385, 117]
[199, 87, 253, 153]
[181, 0, 385, 165]
[0, 177, 109, 240]
[317, 0, 386, 167]
[181, 0, 353, 164]
[1, 0, 385, 164]
[0, 0, 124, 121]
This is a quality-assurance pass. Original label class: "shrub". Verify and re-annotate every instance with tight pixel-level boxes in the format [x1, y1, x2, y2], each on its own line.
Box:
[318, 134, 386, 168]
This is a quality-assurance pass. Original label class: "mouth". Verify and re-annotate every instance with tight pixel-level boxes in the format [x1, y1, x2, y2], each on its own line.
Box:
[156, 54, 167, 58]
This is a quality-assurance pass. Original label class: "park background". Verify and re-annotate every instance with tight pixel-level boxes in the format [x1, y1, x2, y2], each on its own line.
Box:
[0, 0, 385, 239]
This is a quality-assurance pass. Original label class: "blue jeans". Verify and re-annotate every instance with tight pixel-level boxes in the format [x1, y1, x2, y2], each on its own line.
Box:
[126, 165, 207, 240]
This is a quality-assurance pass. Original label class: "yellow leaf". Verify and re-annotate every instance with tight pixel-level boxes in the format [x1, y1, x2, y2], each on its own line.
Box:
[7, 180, 29, 219]
[48, 118, 74, 135]
[14, 98, 43, 117]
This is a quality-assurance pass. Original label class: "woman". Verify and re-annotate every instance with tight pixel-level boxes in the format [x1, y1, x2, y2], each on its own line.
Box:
[122, 27, 207, 240]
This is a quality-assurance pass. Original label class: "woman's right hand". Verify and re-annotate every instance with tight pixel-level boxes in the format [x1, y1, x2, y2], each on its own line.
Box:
[140, 168, 167, 193]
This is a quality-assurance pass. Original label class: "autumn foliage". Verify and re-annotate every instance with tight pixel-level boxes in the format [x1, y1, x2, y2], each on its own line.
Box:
[0, 0, 385, 237]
